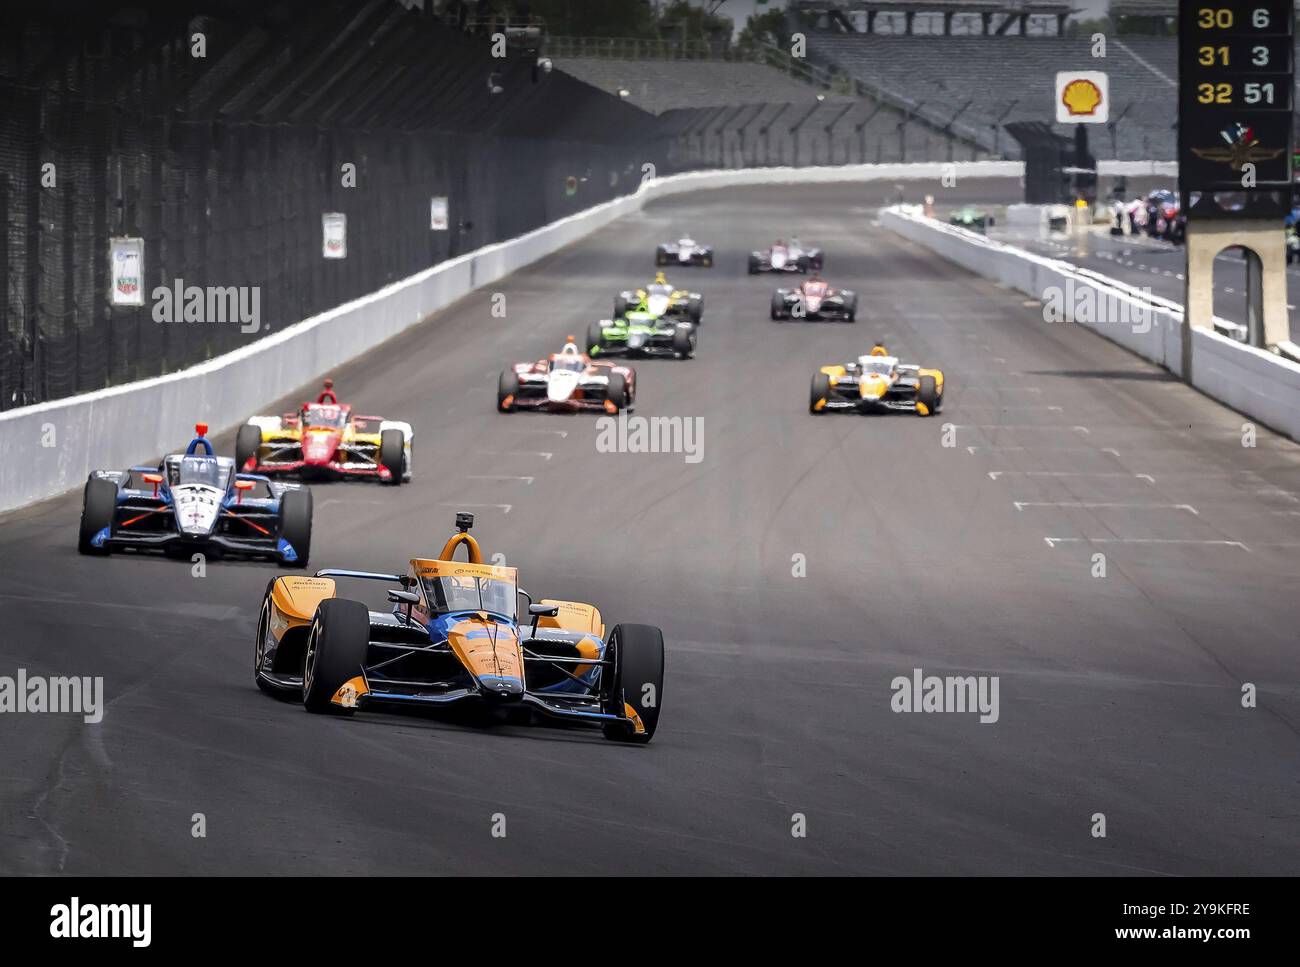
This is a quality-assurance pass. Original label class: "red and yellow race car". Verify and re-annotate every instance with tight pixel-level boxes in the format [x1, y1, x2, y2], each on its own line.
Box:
[498, 338, 635, 413]
[236, 380, 413, 484]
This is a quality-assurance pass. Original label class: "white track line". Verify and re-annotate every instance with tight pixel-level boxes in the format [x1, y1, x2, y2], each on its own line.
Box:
[466, 475, 534, 484]
[1044, 537, 1249, 550]
[968, 446, 1118, 455]
[989, 471, 1154, 482]
[439, 502, 512, 514]
[1016, 501, 1197, 514]
[480, 451, 553, 460]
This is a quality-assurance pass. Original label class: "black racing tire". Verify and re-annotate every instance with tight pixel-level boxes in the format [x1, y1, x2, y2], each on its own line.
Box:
[917, 374, 941, 417]
[605, 371, 628, 410]
[686, 295, 703, 324]
[302, 598, 370, 715]
[601, 623, 664, 744]
[235, 423, 263, 471]
[78, 477, 117, 555]
[498, 370, 520, 412]
[586, 322, 605, 356]
[747, 254, 759, 275]
[702, 253, 712, 267]
[810, 372, 832, 414]
[279, 488, 312, 568]
[671, 325, 695, 360]
[655, 248, 667, 266]
[797, 256, 810, 273]
[254, 580, 298, 698]
[379, 428, 404, 486]
[846, 295, 858, 322]
[614, 294, 629, 318]
[770, 292, 786, 320]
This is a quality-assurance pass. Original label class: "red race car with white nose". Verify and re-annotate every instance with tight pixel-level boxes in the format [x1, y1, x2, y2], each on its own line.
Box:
[235, 380, 414, 485]
[498, 339, 635, 414]
[771, 276, 858, 321]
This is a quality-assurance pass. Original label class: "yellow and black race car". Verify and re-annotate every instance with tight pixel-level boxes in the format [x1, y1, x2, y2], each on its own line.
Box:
[809, 344, 944, 416]
[614, 273, 703, 324]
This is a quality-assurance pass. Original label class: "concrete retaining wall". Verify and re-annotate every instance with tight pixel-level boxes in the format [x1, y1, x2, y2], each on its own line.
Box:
[880, 205, 1300, 443]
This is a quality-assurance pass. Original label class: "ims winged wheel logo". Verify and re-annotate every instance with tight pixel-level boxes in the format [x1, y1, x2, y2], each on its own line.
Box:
[1191, 122, 1286, 171]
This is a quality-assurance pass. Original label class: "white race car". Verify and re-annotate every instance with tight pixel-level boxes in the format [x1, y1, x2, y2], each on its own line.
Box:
[655, 237, 714, 267]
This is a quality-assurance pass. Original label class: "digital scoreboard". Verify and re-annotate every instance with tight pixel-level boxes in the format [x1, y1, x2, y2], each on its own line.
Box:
[1178, 0, 1295, 215]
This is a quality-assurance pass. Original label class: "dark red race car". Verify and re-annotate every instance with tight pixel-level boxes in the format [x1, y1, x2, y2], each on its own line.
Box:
[235, 380, 414, 484]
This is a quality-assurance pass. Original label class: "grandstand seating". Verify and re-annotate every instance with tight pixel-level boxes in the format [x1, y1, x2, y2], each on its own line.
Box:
[809, 33, 1174, 158]
[553, 59, 825, 113]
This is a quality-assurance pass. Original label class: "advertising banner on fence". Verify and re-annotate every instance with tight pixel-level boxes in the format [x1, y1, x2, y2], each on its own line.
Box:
[430, 196, 449, 231]
[322, 213, 347, 259]
[109, 237, 145, 306]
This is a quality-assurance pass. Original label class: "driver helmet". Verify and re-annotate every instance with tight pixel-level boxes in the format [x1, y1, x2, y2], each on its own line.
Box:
[870, 344, 889, 357]
[653, 271, 667, 285]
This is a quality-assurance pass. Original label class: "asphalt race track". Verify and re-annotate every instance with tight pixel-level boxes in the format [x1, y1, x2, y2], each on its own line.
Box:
[2, 182, 1298, 875]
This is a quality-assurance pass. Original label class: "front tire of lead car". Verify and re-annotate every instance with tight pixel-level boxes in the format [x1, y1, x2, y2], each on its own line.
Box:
[78, 477, 117, 555]
[302, 598, 370, 715]
[601, 623, 664, 744]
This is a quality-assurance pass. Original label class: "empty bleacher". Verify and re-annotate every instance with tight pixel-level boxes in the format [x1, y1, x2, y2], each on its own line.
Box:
[553, 58, 826, 113]
[809, 34, 1179, 158]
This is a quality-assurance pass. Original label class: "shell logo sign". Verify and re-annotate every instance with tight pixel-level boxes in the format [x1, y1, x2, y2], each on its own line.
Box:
[1055, 71, 1108, 124]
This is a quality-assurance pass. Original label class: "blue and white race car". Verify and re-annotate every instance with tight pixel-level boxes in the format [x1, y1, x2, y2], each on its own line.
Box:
[77, 424, 313, 566]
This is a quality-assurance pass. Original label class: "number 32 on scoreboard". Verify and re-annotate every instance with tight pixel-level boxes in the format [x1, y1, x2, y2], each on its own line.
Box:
[1196, 81, 1277, 104]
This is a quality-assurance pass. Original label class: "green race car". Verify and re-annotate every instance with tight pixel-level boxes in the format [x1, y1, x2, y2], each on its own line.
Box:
[587, 310, 696, 360]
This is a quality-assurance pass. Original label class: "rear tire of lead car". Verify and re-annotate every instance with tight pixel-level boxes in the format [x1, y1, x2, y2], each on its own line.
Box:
[770, 292, 786, 321]
[917, 374, 941, 417]
[601, 623, 664, 744]
[279, 489, 312, 568]
[380, 428, 404, 486]
[236, 423, 262, 471]
[78, 477, 117, 555]
[302, 598, 370, 715]
[747, 255, 759, 275]
[810, 372, 831, 414]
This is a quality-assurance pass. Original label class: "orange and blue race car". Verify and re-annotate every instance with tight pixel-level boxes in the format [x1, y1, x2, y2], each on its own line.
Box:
[252, 513, 664, 743]
[235, 380, 413, 485]
[809, 344, 945, 417]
